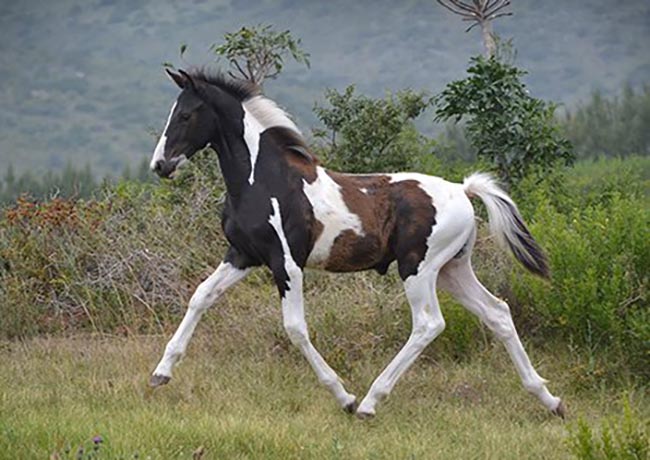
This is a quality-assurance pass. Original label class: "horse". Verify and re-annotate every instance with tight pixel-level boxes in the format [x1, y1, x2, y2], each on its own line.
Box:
[148, 68, 565, 419]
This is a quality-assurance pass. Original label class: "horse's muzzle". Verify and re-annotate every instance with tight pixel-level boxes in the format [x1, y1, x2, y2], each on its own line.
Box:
[152, 156, 186, 179]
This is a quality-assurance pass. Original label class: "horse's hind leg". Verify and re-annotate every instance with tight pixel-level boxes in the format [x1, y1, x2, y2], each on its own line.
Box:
[150, 248, 251, 387]
[356, 266, 446, 418]
[438, 257, 565, 417]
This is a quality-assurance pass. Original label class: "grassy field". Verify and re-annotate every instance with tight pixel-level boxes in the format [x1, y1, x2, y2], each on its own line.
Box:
[0, 334, 647, 459]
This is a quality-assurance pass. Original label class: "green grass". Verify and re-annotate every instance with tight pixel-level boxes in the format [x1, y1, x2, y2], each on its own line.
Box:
[0, 335, 647, 459]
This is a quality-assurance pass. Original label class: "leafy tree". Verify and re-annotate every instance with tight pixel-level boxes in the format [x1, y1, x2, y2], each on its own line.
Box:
[313, 86, 433, 173]
[211, 24, 310, 86]
[434, 56, 574, 186]
[563, 84, 650, 159]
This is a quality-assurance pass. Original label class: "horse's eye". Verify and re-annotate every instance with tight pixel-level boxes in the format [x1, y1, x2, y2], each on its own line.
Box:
[180, 112, 191, 121]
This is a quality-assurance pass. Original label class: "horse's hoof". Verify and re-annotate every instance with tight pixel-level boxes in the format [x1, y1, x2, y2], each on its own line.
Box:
[149, 374, 171, 388]
[343, 399, 358, 414]
[355, 410, 375, 420]
[551, 400, 567, 419]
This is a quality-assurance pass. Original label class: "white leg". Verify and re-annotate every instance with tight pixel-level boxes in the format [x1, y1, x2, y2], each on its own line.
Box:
[357, 270, 445, 418]
[268, 198, 356, 411]
[279, 267, 357, 410]
[438, 259, 563, 414]
[150, 261, 250, 386]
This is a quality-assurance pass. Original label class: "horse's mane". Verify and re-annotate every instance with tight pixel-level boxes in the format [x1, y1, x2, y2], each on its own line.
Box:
[189, 68, 261, 102]
[188, 68, 319, 164]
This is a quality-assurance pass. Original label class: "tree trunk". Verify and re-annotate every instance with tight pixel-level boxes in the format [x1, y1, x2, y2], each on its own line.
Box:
[481, 19, 496, 58]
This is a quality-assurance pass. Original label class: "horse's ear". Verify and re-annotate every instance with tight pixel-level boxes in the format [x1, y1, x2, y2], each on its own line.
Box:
[165, 68, 186, 89]
[177, 69, 196, 91]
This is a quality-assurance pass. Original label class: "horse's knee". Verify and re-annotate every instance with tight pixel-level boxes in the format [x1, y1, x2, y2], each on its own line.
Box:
[188, 283, 213, 312]
[414, 316, 445, 346]
[284, 319, 309, 346]
[482, 300, 516, 340]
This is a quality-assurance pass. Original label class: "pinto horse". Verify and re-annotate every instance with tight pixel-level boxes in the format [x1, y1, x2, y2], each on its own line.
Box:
[148, 69, 565, 419]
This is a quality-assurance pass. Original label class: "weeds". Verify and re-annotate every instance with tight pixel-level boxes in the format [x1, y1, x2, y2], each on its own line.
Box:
[567, 397, 649, 460]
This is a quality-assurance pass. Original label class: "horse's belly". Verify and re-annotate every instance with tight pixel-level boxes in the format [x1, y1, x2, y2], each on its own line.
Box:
[307, 228, 383, 271]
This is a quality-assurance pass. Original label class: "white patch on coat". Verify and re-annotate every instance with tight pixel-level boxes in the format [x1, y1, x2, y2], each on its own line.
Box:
[268, 197, 300, 292]
[302, 167, 365, 267]
[150, 101, 177, 170]
[391, 172, 476, 277]
[242, 95, 301, 185]
[360, 187, 369, 194]
[243, 106, 264, 184]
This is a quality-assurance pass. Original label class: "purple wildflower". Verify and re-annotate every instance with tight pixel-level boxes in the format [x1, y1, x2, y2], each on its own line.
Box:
[92, 435, 103, 445]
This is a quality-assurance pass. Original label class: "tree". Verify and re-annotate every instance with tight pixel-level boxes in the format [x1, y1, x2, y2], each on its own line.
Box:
[563, 84, 650, 159]
[436, 0, 512, 57]
[313, 86, 433, 173]
[435, 56, 574, 186]
[211, 24, 310, 86]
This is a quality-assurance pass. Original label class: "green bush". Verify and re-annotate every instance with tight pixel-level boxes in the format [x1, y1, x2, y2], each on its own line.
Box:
[566, 397, 649, 460]
[510, 158, 649, 380]
[0, 151, 227, 337]
[313, 85, 433, 173]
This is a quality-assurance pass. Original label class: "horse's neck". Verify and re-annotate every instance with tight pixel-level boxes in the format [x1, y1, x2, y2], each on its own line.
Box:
[211, 120, 253, 200]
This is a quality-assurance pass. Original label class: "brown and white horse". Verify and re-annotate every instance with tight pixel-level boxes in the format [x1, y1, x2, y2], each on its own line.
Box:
[148, 69, 565, 419]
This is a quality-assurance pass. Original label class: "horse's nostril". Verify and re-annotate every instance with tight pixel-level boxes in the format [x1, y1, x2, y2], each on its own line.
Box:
[154, 160, 164, 173]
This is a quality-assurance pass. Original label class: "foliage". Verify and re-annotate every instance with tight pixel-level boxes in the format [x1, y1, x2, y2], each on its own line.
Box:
[567, 397, 649, 460]
[563, 85, 650, 159]
[0, 150, 227, 337]
[313, 85, 433, 173]
[0, 158, 152, 206]
[435, 56, 574, 186]
[211, 24, 310, 85]
[509, 157, 650, 380]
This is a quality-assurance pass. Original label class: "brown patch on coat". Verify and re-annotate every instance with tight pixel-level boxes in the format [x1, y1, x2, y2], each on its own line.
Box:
[391, 179, 437, 279]
[284, 147, 318, 183]
[318, 173, 436, 278]
[322, 172, 396, 272]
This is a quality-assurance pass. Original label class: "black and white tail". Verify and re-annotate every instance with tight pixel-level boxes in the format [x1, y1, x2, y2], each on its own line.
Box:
[463, 172, 549, 278]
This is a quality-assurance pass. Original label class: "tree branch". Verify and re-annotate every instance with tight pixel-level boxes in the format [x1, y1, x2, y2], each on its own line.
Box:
[230, 59, 249, 80]
[436, 0, 476, 18]
[447, 0, 479, 14]
[488, 12, 513, 20]
[485, 0, 511, 17]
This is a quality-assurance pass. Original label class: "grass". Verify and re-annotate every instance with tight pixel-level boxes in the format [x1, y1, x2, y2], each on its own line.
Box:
[0, 334, 647, 459]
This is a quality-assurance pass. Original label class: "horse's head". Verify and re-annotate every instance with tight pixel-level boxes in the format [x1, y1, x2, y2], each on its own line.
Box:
[150, 69, 220, 178]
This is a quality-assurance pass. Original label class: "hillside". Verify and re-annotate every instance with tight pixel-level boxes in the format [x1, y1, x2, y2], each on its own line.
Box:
[2, 0, 649, 176]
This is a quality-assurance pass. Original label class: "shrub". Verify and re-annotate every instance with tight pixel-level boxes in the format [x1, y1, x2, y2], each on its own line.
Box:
[313, 85, 433, 173]
[566, 397, 649, 460]
[509, 158, 650, 380]
[0, 151, 227, 337]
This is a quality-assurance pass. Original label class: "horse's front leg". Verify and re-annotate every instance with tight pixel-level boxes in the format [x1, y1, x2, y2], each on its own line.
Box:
[268, 198, 357, 412]
[150, 253, 251, 387]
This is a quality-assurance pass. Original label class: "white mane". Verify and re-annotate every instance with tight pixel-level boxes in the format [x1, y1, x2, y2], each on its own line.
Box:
[242, 95, 302, 136]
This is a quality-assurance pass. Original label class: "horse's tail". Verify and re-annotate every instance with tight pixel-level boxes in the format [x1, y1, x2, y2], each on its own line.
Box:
[462, 172, 549, 278]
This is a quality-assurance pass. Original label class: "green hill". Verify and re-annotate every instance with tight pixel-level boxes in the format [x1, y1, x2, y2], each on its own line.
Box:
[2, 0, 649, 176]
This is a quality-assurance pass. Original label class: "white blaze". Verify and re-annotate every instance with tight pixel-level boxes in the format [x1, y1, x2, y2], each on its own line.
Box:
[150, 101, 177, 170]
[303, 167, 365, 266]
